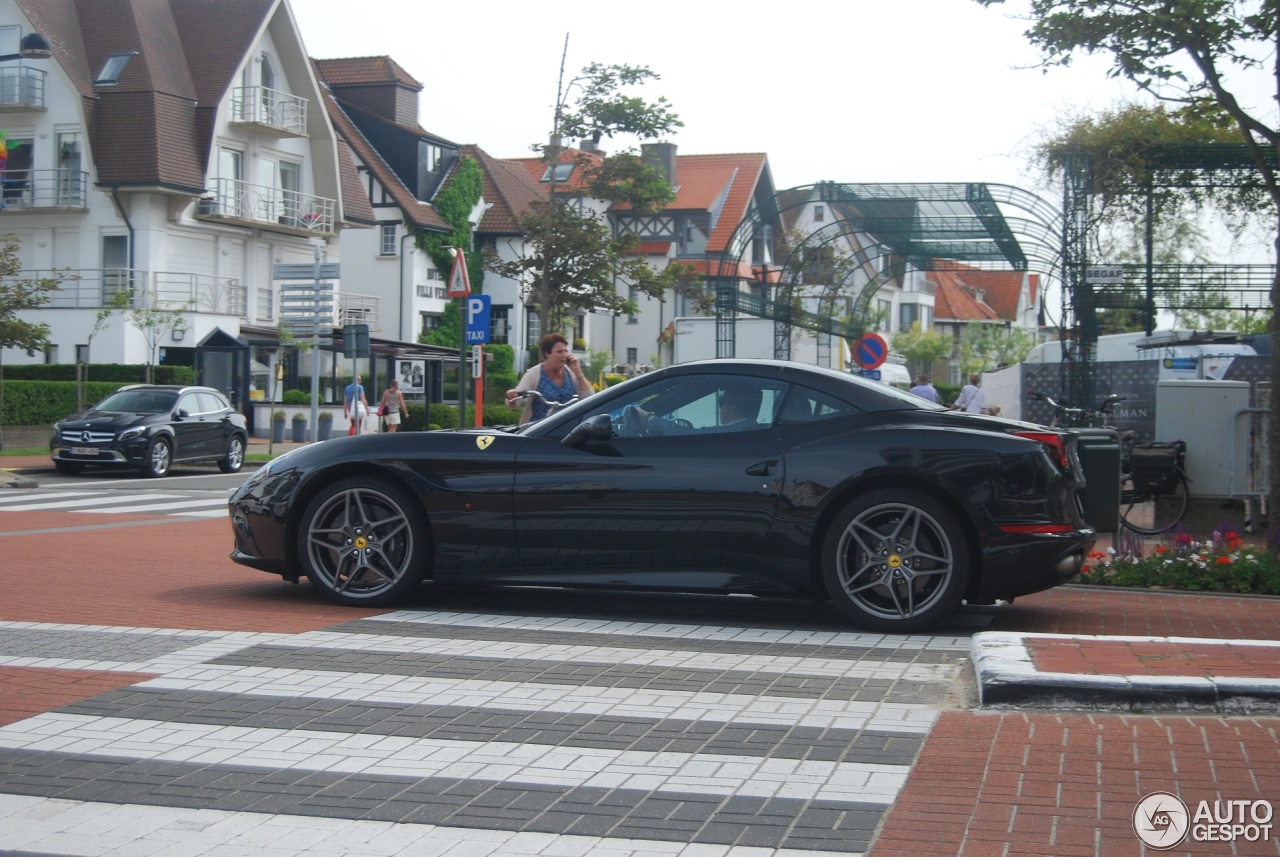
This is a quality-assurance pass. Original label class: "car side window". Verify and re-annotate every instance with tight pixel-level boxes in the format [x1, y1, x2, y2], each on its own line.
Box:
[177, 393, 201, 415]
[196, 392, 226, 414]
[610, 375, 784, 437]
[777, 386, 860, 425]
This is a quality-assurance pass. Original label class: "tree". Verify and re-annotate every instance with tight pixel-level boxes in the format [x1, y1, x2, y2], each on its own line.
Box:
[892, 322, 953, 377]
[489, 200, 701, 334]
[0, 234, 63, 446]
[499, 46, 688, 337]
[979, 0, 1280, 511]
[128, 302, 190, 384]
[1033, 102, 1258, 332]
[956, 324, 1037, 376]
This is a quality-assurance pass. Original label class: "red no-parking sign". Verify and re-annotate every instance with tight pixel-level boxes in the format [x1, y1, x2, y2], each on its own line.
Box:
[854, 333, 888, 370]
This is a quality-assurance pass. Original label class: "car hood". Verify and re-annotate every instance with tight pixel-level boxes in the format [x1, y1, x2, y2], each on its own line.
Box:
[58, 410, 160, 429]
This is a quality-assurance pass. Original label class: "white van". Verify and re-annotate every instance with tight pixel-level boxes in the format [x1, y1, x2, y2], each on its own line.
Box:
[1025, 330, 1255, 379]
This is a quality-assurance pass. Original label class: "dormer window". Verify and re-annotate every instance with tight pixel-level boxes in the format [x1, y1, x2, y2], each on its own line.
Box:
[540, 163, 574, 183]
[94, 52, 136, 86]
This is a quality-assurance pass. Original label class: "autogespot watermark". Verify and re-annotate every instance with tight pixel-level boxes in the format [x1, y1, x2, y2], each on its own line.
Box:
[1133, 792, 1274, 849]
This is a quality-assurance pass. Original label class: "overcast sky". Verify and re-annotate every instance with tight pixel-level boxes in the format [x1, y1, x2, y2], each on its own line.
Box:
[289, 0, 1149, 192]
[291, 0, 1276, 267]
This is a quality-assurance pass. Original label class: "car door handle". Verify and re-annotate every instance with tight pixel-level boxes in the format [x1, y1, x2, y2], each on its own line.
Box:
[746, 459, 777, 476]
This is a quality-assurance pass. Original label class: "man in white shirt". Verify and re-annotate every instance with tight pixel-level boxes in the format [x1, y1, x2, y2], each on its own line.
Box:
[951, 373, 987, 413]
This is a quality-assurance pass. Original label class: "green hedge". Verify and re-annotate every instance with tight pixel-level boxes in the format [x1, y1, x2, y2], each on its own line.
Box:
[3, 364, 196, 384]
[2, 380, 120, 425]
[395, 401, 526, 432]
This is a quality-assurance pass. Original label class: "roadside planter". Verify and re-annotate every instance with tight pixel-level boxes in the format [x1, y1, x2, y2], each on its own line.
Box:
[317, 413, 333, 441]
[271, 410, 286, 444]
[290, 414, 307, 443]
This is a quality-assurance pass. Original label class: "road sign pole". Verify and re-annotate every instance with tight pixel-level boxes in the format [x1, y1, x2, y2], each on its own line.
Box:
[473, 345, 485, 428]
[447, 249, 472, 423]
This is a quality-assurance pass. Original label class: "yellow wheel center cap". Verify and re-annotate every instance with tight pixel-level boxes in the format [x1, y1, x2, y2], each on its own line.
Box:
[354, 536, 368, 550]
[886, 554, 903, 569]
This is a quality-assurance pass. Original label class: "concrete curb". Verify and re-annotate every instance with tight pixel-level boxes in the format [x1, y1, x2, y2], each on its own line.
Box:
[971, 631, 1280, 712]
[0, 469, 37, 489]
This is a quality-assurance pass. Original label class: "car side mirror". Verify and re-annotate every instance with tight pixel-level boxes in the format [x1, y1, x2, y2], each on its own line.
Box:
[561, 413, 613, 447]
[174, 408, 189, 420]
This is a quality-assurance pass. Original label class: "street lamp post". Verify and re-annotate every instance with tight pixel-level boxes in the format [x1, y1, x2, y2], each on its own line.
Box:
[0, 32, 53, 63]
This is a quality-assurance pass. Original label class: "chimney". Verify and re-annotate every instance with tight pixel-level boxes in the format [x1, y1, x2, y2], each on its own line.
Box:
[642, 142, 677, 187]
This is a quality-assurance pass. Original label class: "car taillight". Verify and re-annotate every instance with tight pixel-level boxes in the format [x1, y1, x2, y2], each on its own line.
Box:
[1012, 430, 1069, 470]
[998, 523, 1076, 534]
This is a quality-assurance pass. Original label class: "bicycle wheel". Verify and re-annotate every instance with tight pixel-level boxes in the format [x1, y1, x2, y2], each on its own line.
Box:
[1119, 471, 1190, 535]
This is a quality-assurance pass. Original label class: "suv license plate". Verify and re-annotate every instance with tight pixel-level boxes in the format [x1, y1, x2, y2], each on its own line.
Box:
[70, 447, 98, 456]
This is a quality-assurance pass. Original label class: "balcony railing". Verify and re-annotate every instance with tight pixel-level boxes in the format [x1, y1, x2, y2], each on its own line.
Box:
[201, 178, 335, 234]
[153, 271, 246, 316]
[338, 293, 379, 331]
[0, 169, 89, 209]
[0, 65, 45, 109]
[14, 268, 244, 319]
[229, 86, 307, 136]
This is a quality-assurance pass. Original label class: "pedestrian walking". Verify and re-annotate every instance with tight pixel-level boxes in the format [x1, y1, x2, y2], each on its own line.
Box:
[378, 379, 408, 432]
[909, 375, 939, 403]
[951, 373, 987, 413]
[344, 374, 368, 435]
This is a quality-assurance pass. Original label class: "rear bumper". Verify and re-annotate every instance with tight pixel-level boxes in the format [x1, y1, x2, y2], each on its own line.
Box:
[972, 526, 1096, 602]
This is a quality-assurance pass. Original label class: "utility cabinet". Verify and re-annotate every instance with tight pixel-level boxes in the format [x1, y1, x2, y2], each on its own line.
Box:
[1154, 380, 1251, 499]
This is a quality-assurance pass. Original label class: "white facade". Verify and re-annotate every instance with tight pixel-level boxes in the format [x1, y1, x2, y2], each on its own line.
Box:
[0, 0, 354, 404]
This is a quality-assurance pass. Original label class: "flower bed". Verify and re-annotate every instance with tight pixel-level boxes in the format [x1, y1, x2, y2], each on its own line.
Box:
[1078, 526, 1280, 595]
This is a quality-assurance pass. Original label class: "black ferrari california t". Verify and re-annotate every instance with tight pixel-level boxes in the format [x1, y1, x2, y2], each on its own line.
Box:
[229, 360, 1095, 632]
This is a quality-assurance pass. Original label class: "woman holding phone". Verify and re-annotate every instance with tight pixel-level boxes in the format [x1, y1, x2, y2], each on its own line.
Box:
[506, 333, 593, 422]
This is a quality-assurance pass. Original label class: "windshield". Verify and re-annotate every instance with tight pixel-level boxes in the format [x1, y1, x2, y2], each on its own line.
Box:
[95, 390, 177, 414]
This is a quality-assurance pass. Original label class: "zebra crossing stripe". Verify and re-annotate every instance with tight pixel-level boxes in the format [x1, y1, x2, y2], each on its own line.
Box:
[0, 611, 961, 853]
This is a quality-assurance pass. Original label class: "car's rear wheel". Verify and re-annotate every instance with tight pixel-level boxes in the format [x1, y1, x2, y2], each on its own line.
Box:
[53, 460, 85, 474]
[298, 477, 428, 606]
[218, 435, 245, 473]
[821, 489, 970, 633]
[142, 438, 171, 478]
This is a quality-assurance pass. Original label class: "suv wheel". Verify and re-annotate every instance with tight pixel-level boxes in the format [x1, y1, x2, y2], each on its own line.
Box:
[219, 435, 245, 473]
[142, 437, 172, 478]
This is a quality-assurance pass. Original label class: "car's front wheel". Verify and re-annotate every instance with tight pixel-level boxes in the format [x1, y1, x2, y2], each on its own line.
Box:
[297, 477, 428, 606]
[142, 437, 172, 478]
[218, 435, 245, 473]
[821, 489, 970, 633]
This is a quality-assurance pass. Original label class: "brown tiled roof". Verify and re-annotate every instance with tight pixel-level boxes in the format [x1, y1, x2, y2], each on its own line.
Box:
[671, 153, 770, 254]
[930, 268, 1002, 322]
[508, 147, 605, 193]
[316, 67, 447, 231]
[455, 145, 544, 235]
[314, 56, 422, 89]
[929, 263, 1029, 323]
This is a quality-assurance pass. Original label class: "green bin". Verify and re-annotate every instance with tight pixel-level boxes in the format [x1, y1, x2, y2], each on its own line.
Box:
[1075, 429, 1121, 533]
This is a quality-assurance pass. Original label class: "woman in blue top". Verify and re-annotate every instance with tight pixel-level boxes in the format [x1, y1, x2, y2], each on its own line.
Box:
[506, 333, 594, 422]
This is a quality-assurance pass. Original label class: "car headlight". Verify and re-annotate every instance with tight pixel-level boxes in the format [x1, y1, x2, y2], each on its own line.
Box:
[117, 426, 148, 442]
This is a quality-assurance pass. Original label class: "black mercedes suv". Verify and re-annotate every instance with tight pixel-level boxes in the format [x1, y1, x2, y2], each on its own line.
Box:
[51, 385, 248, 478]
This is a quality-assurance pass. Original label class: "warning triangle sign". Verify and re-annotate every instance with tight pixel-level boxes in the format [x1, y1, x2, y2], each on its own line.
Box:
[446, 250, 471, 298]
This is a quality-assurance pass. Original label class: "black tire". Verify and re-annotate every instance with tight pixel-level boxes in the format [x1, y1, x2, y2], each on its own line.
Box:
[141, 437, 172, 478]
[821, 489, 970, 633]
[218, 435, 245, 473]
[297, 476, 429, 606]
[1119, 471, 1190, 535]
[53, 460, 85, 474]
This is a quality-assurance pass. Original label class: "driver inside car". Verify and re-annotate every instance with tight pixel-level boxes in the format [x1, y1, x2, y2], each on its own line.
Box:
[629, 384, 763, 436]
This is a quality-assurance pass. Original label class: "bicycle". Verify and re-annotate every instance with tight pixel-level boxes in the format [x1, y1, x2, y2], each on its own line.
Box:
[508, 389, 579, 420]
[1026, 390, 1190, 534]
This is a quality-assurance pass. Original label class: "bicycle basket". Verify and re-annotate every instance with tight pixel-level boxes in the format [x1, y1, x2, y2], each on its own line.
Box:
[1128, 441, 1185, 495]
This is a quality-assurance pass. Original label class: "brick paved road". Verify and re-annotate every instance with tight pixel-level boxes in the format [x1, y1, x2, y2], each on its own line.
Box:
[1, 508, 1278, 856]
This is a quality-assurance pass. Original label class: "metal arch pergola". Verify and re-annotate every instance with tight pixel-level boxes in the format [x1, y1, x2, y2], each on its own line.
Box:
[1060, 143, 1276, 411]
[711, 181, 1065, 360]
